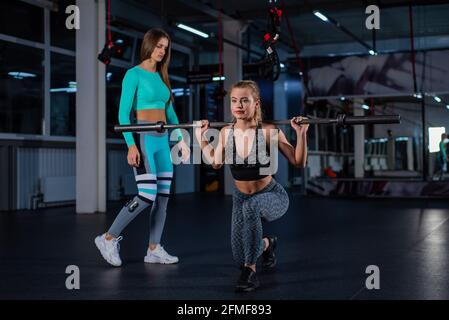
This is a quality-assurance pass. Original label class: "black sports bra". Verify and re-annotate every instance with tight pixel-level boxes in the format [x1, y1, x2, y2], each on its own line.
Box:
[226, 123, 271, 181]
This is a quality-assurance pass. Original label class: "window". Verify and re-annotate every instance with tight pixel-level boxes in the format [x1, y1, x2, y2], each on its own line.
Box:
[0, 0, 43, 42]
[170, 79, 190, 124]
[134, 38, 142, 63]
[50, 53, 76, 136]
[106, 65, 127, 139]
[0, 40, 44, 134]
[170, 50, 189, 78]
[50, 0, 76, 50]
[111, 31, 134, 62]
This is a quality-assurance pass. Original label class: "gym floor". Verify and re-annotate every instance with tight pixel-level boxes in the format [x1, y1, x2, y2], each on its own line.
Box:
[1, 193, 448, 300]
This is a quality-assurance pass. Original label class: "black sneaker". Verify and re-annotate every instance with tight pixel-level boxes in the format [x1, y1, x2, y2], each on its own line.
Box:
[235, 266, 259, 292]
[262, 236, 277, 268]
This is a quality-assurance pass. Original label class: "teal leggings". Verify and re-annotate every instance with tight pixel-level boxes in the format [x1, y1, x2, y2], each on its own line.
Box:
[108, 121, 174, 244]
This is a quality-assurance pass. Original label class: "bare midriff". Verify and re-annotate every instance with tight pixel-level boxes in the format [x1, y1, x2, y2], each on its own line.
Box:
[234, 175, 272, 195]
[136, 109, 166, 123]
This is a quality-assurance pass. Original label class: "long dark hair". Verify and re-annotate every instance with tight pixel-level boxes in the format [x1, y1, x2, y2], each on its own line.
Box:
[140, 28, 173, 105]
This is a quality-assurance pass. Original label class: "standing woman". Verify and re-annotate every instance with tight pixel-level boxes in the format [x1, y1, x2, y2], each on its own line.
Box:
[196, 80, 309, 292]
[95, 28, 189, 267]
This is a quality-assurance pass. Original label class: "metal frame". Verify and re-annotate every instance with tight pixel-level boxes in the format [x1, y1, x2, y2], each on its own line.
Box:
[306, 92, 449, 102]
[43, 7, 50, 136]
[20, 0, 53, 10]
[114, 115, 401, 133]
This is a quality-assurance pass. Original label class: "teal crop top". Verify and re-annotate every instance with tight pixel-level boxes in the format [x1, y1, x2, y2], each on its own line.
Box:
[118, 65, 182, 147]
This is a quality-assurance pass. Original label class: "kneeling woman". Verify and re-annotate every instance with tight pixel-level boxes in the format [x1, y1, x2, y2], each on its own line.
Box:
[196, 80, 309, 292]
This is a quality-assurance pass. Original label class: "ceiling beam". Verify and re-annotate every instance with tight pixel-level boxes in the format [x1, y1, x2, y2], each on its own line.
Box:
[232, 0, 449, 20]
[176, 0, 236, 21]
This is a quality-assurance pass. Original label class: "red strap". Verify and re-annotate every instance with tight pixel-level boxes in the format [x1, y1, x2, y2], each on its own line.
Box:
[218, 1, 223, 76]
[282, 1, 308, 88]
[264, 33, 271, 42]
[107, 0, 112, 46]
[273, 7, 282, 18]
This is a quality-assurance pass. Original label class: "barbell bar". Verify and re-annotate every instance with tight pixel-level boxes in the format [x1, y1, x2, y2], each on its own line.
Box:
[114, 114, 401, 133]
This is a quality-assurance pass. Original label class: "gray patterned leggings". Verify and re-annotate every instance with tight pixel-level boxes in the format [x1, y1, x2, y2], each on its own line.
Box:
[231, 178, 289, 266]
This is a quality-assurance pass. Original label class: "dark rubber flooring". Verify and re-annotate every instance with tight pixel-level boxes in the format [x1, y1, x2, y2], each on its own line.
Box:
[1, 193, 448, 300]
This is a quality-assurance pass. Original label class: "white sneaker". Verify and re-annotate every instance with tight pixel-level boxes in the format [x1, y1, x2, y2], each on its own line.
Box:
[94, 234, 123, 267]
[144, 244, 179, 264]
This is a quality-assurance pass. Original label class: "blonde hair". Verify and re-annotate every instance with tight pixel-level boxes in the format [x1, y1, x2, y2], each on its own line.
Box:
[230, 80, 263, 123]
[140, 28, 173, 105]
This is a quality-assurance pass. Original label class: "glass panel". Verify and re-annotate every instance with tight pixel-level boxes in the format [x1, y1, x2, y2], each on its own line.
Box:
[50, 53, 76, 136]
[50, 0, 76, 50]
[170, 50, 189, 78]
[134, 38, 142, 64]
[110, 31, 133, 62]
[106, 65, 127, 139]
[367, 97, 422, 179]
[0, 0, 43, 43]
[426, 94, 449, 180]
[0, 40, 44, 134]
[170, 79, 190, 124]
